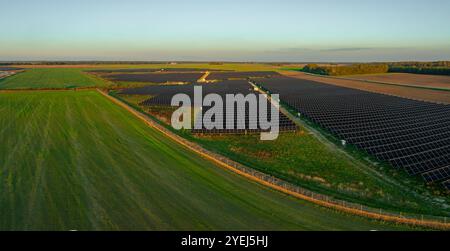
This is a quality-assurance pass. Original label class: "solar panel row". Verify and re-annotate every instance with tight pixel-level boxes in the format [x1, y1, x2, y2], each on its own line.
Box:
[108, 73, 204, 83]
[120, 80, 297, 134]
[206, 71, 280, 81]
[87, 68, 231, 73]
[253, 76, 450, 189]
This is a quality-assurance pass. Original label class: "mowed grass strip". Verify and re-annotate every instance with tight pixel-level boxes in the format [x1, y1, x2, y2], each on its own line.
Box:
[0, 91, 412, 230]
[0, 68, 109, 89]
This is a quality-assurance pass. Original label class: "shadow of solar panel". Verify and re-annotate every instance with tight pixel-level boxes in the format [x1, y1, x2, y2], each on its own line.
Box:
[253, 76, 450, 187]
[86, 68, 161, 73]
[422, 166, 450, 183]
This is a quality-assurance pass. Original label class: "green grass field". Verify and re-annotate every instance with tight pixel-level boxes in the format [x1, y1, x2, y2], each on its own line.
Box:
[0, 68, 109, 89]
[0, 90, 413, 230]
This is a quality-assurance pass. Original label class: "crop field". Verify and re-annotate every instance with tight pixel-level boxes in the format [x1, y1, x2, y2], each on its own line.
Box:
[344, 73, 450, 90]
[253, 76, 450, 191]
[87, 68, 162, 73]
[0, 68, 109, 89]
[282, 71, 450, 104]
[0, 90, 414, 231]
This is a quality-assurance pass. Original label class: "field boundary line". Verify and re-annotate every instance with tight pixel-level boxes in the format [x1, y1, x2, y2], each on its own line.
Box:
[97, 89, 450, 230]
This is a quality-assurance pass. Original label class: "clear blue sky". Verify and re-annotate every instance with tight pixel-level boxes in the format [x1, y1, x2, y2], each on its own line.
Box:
[1, 0, 450, 62]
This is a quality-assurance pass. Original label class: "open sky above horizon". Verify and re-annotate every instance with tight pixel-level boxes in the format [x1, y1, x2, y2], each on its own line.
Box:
[1, 0, 450, 62]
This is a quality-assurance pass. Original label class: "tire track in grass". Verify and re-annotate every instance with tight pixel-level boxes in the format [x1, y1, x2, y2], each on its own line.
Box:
[101, 103, 256, 229]
[81, 97, 165, 229]
[75, 94, 158, 229]
[92, 94, 280, 229]
[25, 97, 55, 229]
[92, 96, 228, 229]
[0, 94, 45, 229]
[64, 95, 115, 230]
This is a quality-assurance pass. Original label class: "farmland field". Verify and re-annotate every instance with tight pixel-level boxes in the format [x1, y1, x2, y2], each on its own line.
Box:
[0, 68, 109, 89]
[0, 90, 412, 230]
[345, 73, 450, 90]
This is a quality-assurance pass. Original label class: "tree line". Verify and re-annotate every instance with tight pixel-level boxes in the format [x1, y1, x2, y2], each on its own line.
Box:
[388, 61, 450, 68]
[302, 61, 450, 76]
[302, 64, 389, 76]
[387, 61, 450, 76]
[388, 66, 450, 76]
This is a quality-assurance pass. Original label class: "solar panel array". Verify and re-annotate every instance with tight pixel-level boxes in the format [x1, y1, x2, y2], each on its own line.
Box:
[120, 80, 297, 134]
[158, 68, 231, 72]
[107, 72, 204, 83]
[253, 76, 450, 189]
[0, 67, 23, 71]
[206, 71, 281, 81]
[87, 68, 162, 73]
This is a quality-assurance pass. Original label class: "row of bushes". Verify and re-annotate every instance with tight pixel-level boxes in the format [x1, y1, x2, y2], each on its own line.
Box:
[302, 64, 389, 76]
[302, 62, 450, 76]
